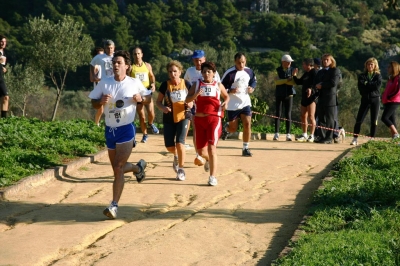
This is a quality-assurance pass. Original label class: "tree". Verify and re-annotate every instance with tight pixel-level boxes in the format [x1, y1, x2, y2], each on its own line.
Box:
[27, 15, 93, 121]
[4, 64, 45, 117]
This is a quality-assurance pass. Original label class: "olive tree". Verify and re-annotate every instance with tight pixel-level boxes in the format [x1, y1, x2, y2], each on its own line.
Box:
[4, 64, 45, 117]
[27, 15, 93, 121]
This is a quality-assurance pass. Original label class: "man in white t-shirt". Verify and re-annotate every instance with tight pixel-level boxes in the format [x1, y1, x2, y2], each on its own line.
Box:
[221, 52, 257, 157]
[89, 50, 152, 219]
[90, 40, 115, 126]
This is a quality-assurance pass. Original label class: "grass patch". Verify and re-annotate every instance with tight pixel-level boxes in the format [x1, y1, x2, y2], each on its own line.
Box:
[275, 140, 400, 265]
[0, 117, 105, 187]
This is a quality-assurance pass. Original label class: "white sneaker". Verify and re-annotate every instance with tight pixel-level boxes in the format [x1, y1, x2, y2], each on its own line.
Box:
[296, 136, 307, 142]
[350, 138, 358, 146]
[273, 133, 279, 141]
[103, 204, 118, 219]
[176, 168, 186, 181]
[173, 156, 179, 173]
[204, 161, 210, 172]
[307, 136, 314, 143]
[393, 134, 399, 139]
[208, 176, 218, 186]
[286, 134, 292, 141]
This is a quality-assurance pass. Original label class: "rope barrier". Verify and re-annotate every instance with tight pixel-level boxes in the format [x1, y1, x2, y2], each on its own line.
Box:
[250, 111, 394, 143]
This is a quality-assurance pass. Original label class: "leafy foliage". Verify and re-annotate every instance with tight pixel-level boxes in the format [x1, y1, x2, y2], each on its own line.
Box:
[276, 140, 400, 265]
[0, 117, 105, 187]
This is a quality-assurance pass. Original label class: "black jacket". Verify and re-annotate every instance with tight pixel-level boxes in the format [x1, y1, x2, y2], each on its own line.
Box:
[293, 68, 317, 103]
[357, 72, 382, 99]
[313, 67, 340, 107]
[275, 66, 296, 98]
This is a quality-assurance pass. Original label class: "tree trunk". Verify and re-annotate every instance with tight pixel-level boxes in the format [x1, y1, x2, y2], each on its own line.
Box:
[51, 90, 62, 121]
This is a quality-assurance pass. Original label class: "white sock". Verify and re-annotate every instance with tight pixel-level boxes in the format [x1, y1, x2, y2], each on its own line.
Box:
[303, 133, 307, 137]
[243, 142, 249, 150]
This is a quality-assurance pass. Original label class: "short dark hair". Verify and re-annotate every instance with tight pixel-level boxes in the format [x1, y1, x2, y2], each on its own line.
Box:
[92, 47, 104, 57]
[303, 58, 314, 66]
[201, 61, 217, 73]
[0, 34, 6, 40]
[234, 52, 246, 61]
[113, 50, 131, 66]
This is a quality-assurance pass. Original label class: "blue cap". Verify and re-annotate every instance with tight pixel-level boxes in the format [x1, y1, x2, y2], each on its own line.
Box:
[192, 50, 205, 59]
[314, 58, 321, 66]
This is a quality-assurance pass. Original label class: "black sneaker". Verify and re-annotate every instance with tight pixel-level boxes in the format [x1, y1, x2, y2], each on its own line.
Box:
[242, 148, 253, 157]
[134, 159, 147, 183]
[133, 138, 137, 148]
[221, 123, 229, 140]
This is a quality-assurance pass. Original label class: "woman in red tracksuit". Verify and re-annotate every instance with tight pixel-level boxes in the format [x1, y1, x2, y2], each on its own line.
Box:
[381, 61, 400, 139]
[185, 61, 229, 186]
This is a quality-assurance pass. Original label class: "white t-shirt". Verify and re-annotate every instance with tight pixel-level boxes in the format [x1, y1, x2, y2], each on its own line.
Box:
[90, 53, 114, 79]
[221, 67, 256, 110]
[88, 76, 151, 127]
[184, 66, 221, 85]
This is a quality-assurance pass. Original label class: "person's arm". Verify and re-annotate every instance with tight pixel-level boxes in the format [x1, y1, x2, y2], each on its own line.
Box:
[186, 82, 201, 103]
[219, 83, 229, 111]
[146, 62, 156, 92]
[91, 94, 111, 109]
[90, 65, 100, 83]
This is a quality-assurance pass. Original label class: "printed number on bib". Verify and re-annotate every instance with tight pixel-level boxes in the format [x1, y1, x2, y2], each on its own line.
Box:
[170, 89, 187, 103]
[135, 72, 148, 82]
[200, 85, 216, 96]
[108, 109, 127, 124]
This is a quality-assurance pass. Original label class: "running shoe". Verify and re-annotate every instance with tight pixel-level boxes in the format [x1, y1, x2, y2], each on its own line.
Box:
[350, 138, 358, 146]
[286, 134, 292, 141]
[176, 168, 186, 181]
[296, 136, 307, 142]
[133, 138, 137, 148]
[141, 134, 148, 143]
[204, 161, 210, 172]
[208, 176, 218, 186]
[221, 123, 229, 140]
[307, 136, 314, 143]
[242, 148, 253, 157]
[103, 204, 118, 219]
[194, 155, 205, 166]
[273, 133, 279, 141]
[134, 159, 147, 183]
[150, 124, 159, 134]
[393, 134, 399, 139]
[173, 156, 179, 173]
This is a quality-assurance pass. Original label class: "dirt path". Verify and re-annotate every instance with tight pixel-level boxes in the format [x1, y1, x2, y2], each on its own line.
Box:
[0, 135, 360, 266]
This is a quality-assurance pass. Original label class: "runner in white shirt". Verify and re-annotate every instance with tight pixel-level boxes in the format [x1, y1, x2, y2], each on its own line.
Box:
[90, 40, 115, 126]
[89, 50, 151, 219]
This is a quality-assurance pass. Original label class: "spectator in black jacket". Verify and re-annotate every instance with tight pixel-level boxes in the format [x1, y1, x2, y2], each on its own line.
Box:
[314, 54, 341, 144]
[350, 58, 382, 145]
[273, 54, 296, 141]
[293, 58, 318, 142]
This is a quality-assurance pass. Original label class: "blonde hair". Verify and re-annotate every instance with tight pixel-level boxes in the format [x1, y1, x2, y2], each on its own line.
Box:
[364, 57, 380, 74]
[321, 54, 336, 68]
[166, 60, 183, 72]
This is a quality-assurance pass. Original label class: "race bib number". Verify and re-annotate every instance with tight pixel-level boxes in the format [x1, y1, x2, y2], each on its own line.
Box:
[108, 109, 127, 124]
[200, 85, 217, 96]
[135, 72, 149, 82]
[170, 89, 187, 103]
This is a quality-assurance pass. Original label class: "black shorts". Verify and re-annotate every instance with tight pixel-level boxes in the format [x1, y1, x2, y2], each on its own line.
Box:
[0, 81, 7, 97]
[163, 119, 189, 147]
[227, 105, 252, 122]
